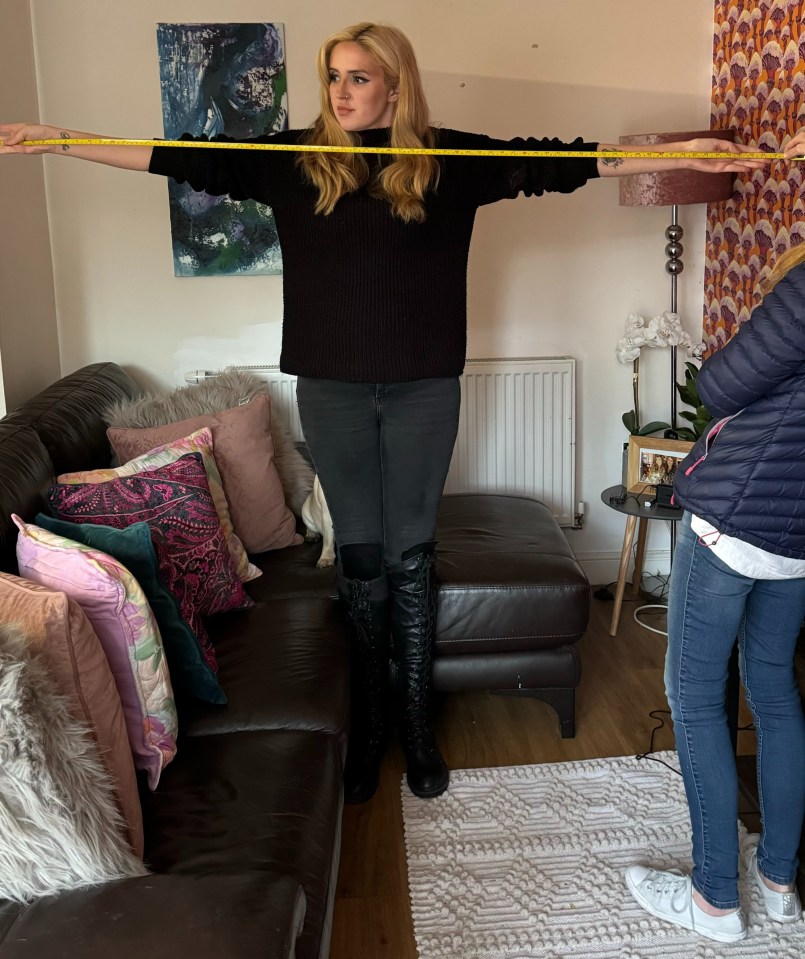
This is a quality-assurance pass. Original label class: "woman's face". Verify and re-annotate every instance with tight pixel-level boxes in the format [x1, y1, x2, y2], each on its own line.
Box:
[328, 41, 398, 131]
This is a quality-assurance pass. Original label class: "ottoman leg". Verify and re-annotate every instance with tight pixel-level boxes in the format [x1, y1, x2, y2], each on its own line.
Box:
[496, 687, 576, 738]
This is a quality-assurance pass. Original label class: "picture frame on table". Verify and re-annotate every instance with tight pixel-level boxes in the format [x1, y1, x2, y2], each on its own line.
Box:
[626, 435, 693, 494]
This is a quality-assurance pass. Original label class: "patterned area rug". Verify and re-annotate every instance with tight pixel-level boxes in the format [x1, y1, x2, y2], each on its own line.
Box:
[402, 751, 804, 958]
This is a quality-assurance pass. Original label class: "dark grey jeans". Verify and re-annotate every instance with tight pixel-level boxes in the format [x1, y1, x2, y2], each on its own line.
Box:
[296, 376, 461, 574]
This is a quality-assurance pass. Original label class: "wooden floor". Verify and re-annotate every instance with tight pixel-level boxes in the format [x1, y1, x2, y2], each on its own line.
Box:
[328, 591, 759, 959]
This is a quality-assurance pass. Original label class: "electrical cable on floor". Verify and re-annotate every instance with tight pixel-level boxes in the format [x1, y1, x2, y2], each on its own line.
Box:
[640, 570, 670, 602]
[636, 709, 756, 773]
[635, 710, 682, 775]
[634, 604, 669, 636]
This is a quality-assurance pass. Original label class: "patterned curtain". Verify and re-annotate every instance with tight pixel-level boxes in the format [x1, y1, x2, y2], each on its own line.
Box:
[706, 0, 805, 353]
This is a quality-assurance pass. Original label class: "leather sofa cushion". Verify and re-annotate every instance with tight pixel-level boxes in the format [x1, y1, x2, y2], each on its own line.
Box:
[248, 536, 338, 602]
[0, 424, 53, 574]
[183, 598, 349, 753]
[3, 362, 140, 477]
[141, 730, 342, 959]
[0, 872, 305, 959]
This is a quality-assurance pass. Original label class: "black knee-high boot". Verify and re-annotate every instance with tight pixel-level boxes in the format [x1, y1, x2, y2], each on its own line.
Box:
[388, 543, 449, 799]
[337, 572, 390, 804]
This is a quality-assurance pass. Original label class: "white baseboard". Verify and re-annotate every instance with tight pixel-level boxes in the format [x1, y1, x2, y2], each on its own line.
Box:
[575, 549, 671, 587]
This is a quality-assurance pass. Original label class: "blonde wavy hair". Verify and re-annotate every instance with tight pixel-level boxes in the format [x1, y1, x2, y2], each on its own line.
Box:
[759, 242, 805, 297]
[298, 22, 440, 223]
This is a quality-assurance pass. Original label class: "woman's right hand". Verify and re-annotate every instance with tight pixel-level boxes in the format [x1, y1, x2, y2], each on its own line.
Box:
[0, 123, 56, 155]
[0, 123, 151, 171]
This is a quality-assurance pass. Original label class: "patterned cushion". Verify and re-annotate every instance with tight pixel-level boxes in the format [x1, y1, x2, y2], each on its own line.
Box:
[15, 517, 178, 789]
[59, 427, 260, 584]
[47, 452, 253, 677]
[34, 515, 225, 705]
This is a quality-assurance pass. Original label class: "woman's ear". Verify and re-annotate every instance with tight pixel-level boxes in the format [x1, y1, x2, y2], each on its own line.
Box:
[389, 87, 399, 101]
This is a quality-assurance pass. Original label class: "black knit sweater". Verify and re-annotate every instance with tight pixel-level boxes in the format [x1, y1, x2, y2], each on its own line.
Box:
[149, 127, 599, 382]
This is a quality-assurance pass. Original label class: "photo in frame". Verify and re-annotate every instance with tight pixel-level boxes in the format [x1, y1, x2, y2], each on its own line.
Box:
[626, 436, 693, 494]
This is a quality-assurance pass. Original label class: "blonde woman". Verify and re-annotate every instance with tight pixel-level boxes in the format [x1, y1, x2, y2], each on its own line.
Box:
[0, 22, 777, 803]
[626, 245, 805, 942]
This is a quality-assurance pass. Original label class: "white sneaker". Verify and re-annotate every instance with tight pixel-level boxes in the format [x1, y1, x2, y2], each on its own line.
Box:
[743, 840, 803, 924]
[625, 865, 747, 943]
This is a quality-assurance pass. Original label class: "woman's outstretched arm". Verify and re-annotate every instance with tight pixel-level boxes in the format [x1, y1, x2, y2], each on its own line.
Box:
[0, 123, 151, 171]
[595, 136, 769, 177]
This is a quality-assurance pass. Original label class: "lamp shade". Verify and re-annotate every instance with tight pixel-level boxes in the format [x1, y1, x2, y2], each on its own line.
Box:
[618, 130, 736, 207]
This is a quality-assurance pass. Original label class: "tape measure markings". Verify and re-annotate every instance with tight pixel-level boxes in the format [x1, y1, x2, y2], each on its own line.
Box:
[0, 137, 796, 161]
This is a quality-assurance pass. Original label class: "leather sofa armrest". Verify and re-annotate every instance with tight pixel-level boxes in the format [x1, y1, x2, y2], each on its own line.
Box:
[0, 871, 305, 959]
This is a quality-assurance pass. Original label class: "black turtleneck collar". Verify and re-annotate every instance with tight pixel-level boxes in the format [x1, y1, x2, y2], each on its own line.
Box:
[356, 126, 391, 145]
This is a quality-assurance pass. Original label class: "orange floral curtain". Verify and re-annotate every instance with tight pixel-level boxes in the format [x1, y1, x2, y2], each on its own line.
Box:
[706, 0, 805, 354]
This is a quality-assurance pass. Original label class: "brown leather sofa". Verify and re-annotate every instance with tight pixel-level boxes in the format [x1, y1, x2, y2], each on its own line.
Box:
[0, 363, 590, 958]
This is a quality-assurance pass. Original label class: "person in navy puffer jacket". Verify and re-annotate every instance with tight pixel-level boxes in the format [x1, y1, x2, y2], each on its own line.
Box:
[626, 247, 805, 943]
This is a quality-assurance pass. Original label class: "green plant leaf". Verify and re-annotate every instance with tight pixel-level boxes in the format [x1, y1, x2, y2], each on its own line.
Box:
[637, 420, 671, 436]
[672, 361, 713, 440]
[622, 410, 639, 434]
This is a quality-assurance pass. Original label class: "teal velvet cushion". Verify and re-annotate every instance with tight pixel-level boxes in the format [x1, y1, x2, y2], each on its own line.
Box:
[34, 514, 226, 705]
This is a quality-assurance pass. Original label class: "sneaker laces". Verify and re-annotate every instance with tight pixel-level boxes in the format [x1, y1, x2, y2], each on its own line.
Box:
[641, 870, 691, 914]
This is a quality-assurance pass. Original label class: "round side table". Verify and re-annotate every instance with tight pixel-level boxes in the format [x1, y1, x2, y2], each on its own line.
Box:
[601, 484, 684, 636]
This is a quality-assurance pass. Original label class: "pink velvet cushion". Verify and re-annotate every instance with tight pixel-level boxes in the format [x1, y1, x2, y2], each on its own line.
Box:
[15, 517, 179, 790]
[47, 452, 253, 675]
[107, 394, 302, 554]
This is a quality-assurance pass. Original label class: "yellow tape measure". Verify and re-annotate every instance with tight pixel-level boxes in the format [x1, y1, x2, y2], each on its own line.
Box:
[0, 137, 795, 160]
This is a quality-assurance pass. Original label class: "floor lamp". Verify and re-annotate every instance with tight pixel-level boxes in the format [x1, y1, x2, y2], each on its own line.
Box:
[619, 129, 735, 565]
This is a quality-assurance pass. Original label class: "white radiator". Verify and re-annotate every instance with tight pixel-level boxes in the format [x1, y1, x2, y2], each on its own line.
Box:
[186, 356, 576, 525]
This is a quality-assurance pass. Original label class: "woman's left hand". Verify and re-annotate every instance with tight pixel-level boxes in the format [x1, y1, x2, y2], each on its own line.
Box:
[783, 129, 805, 160]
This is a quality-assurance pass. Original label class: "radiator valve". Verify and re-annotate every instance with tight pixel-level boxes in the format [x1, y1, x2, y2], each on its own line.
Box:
[571, 500, 585, 530]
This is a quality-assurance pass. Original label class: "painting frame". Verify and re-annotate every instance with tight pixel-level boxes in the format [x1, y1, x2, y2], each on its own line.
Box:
[626, 435, 693, 494]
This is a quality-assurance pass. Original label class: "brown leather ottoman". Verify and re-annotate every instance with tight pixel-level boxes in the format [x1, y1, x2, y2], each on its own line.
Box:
[434, 494, 591, 737]
[253, 491, 591, 738]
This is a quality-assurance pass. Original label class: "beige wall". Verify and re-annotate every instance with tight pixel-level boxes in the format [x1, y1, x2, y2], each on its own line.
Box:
[21, 0, 717, 579]
[0, 0, 60, 413]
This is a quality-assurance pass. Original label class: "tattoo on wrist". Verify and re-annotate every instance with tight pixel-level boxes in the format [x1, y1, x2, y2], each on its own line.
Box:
[59, 131, 70, 152]
[601, 149, 624, 169]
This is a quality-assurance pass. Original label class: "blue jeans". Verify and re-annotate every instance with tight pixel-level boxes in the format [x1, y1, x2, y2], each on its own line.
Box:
[665, 513, 805, 908]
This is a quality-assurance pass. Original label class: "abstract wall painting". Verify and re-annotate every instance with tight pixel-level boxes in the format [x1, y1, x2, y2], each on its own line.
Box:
[156, 22, 288, 277]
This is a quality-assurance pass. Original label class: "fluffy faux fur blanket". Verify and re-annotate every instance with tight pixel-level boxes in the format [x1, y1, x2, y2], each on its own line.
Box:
[0, 627, 146, 902]
[104, 370, 315, 515]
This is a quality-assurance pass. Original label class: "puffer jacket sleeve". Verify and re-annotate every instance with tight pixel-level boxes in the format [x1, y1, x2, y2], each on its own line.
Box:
[697, 262, 805, 416]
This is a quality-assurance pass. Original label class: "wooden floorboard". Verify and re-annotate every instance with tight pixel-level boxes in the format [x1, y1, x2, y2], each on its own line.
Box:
[328, 591, 759, 959]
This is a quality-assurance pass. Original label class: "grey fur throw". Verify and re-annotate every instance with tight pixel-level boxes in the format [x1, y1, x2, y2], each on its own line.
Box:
[104, 371, 314, 515]
[0, 627, 147, 902]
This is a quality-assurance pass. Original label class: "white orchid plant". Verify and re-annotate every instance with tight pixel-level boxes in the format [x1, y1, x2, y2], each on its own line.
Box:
[616, 311, 705, 437]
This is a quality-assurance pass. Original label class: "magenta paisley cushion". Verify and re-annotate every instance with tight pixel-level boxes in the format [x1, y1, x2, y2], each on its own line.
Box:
[47, 452, 253, 673]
